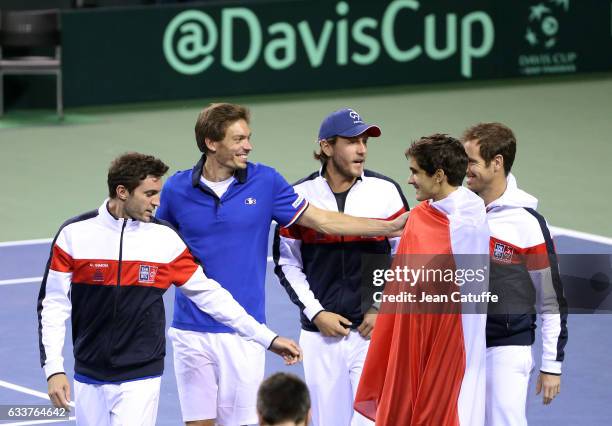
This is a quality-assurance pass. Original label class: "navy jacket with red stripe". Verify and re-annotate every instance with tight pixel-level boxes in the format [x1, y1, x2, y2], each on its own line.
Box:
[273, 169, 408, 332]
[485, 174, 568, 374]
[38, 200, 276, 383]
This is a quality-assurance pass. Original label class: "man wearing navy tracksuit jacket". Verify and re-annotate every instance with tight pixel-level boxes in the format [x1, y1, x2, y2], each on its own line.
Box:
[274, 108, 409, 426]
[462, 123, 568, 426]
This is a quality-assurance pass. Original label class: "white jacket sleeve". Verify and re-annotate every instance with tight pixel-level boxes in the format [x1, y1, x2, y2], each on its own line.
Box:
[273, 230, 324, 321]
[38, 234, 73, 379]
[528, 217, 567, 375]
[530, 267, 565, 374]
[178, 267, 277, 349]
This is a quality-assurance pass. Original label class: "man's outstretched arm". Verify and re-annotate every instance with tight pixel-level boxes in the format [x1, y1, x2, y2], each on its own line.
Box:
[297, 204, 408, 237]
[171, 248, 302, 364]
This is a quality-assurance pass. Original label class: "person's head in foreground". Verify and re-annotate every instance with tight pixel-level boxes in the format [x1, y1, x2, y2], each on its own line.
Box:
[315, 107, 381, 178]
[107, 152, 169, 222]
[461, 122, 516, 197]
[257, 373, 311, 426]
[406, 133, 468, 202]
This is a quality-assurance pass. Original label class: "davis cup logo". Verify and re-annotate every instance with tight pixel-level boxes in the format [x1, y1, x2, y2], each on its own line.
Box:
[517, 0, 575, 76]
[524, 0, 569, 49]
[163, 3, 496, 78]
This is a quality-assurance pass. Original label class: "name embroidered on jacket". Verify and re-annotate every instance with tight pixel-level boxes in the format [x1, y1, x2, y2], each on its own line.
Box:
[89, 262, 109, 283]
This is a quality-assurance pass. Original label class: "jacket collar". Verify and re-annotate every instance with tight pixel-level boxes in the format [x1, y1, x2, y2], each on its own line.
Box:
[98, 199, 139, 231]
[485, 173, 538, 211]
[191, 154, 248, 188]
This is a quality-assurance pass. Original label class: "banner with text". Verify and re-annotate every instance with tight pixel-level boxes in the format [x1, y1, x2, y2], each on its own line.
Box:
[61, 0, 612, 106]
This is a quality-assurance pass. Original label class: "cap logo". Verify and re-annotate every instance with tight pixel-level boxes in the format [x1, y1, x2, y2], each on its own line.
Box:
[348, 109, 363, 124]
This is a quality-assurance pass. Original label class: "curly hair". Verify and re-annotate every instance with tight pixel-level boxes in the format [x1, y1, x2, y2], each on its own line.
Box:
[107, 152, 169, 198]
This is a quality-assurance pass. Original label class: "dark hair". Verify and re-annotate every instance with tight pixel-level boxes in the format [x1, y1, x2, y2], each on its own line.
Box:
[461, 122, 516, 175]
[257, 373, 310, 425]
[313, 137, 337, 164]
[107, 152, 169, 198]
[406, 133, 467, 186]
[195, 103, 250, 153]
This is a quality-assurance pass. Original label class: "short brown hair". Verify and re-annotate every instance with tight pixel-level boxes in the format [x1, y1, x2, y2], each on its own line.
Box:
[406, 134, 467, 187]
[195, 103, 250, 153]
[107, 152, 169, 198]
[313, 137, 337, 165]
[462, 122, 516, 175]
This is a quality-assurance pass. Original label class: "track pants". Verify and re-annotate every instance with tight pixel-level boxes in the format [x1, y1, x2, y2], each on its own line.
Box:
[74, 376, 161, 426]
[486, 345, 534, 426]
[301, 329, 373, 426]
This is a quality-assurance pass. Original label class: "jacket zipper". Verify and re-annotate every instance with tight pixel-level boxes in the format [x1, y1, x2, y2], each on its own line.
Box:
[108, 219, 127, 366]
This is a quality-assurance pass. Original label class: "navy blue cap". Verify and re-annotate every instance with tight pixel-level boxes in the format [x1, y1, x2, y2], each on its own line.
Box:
[318, 108, 382, 141]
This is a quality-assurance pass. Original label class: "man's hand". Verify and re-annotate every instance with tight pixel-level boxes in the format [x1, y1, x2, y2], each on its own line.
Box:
[47, 373, 71, 410]
[313, 311, 351, 337]
[269, 337, 303, 365]
[536, 372, 561, 405]
[357, 308, 377, 339]
[388, 212, 409, 237]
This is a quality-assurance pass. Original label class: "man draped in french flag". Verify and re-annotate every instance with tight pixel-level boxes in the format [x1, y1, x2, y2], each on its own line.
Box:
[355, 134, 490, 426]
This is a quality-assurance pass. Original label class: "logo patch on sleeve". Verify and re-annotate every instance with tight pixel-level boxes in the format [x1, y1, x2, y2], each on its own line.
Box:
[139, 265, 158, 283]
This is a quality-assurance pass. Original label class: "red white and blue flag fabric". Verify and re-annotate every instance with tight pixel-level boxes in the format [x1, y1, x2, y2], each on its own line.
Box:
[355, 187, 489, 426]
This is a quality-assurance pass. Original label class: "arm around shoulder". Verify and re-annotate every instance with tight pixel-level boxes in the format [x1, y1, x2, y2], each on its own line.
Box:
[297, 204, 407, 237]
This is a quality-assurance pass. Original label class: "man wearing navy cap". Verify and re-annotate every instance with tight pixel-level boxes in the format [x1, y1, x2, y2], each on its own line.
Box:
[273, 108, 409, 426]
[157, 103, 408, 426]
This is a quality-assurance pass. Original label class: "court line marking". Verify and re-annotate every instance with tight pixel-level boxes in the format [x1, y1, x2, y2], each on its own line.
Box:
[0, 277, 43, 286]
[0, 380, 52, 402]
[0, 238, 52, 248]
[0, 379, 76, 409]
[549, 226, 612, 246]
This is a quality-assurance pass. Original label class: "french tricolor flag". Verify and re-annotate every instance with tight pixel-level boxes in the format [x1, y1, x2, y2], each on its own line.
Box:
[355, 187, 490, 426]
